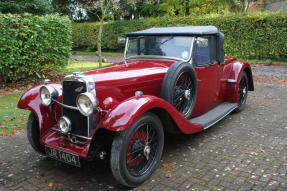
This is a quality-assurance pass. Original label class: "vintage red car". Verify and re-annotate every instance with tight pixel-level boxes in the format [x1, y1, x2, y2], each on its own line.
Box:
[18, 26, 254, 187]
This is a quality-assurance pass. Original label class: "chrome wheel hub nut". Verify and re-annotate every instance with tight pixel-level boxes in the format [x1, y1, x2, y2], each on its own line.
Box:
[184, 89, 191, 100]
[143, 145, 151, 160]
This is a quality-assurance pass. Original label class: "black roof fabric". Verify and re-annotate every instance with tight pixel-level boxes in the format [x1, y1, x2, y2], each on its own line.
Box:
[126, 26, 219, 36]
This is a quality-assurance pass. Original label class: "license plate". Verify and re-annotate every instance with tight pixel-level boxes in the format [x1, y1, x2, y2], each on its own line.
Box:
[45, 146, 80, 167]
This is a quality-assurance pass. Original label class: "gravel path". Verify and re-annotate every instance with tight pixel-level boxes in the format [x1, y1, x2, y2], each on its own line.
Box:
[0, 62, 287, 191]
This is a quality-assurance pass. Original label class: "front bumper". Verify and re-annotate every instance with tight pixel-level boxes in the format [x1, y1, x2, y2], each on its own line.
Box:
[40, 126, 92, 159]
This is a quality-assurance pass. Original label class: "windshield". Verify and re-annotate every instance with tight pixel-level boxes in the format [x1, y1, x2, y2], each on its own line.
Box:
[125, 36, 194, 61]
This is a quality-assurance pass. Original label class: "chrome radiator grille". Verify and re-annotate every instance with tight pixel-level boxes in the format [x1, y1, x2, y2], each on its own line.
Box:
[62, 81, 88, 137]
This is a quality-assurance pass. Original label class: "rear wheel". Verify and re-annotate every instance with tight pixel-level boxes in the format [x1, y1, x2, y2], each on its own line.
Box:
[110, 113, 164, 187]
[234, 72, 249, 112]
[27, 113, 45, 155]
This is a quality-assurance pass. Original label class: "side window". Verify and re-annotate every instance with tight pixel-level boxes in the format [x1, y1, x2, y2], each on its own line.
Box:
[194, 37, 211, 66]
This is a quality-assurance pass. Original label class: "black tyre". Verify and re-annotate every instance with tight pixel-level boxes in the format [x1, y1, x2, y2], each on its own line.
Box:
[110, 113, 164, 187]
[234, 72, 249, 112]
[161, 62, 197, 118]
[27, 113, 45, 155]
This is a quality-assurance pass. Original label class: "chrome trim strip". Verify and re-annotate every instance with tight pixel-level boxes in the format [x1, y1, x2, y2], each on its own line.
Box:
[51, 128, 92, 140]
[227, 79, 237, 83]
[203, 105, 238, 130]
[53, 99, 78, 110]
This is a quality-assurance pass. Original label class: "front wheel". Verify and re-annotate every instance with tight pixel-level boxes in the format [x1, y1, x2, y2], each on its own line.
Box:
[110, 113, 164, 187]
[27, 113, 45, 155]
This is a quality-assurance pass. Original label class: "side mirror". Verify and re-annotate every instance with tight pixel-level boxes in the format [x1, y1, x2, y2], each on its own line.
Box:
[117, 37, 126, 44]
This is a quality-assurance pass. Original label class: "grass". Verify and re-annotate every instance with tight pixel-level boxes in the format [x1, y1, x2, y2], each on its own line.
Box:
[66, 60, 112, 73]
[73, 51, 123, 57]
[0, 92, 29, 136]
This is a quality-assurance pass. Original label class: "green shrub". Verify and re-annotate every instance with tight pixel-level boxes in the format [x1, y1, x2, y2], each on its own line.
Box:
[72, 12, 287, 60]
[0, 14, 72, 82]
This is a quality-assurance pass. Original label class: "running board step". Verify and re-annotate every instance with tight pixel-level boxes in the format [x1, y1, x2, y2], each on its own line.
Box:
[190, 102, 238, 129]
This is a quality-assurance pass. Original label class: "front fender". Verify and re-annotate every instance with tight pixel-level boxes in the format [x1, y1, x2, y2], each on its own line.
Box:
[17, 83, 62, 134]
[100, 95, 203, 134]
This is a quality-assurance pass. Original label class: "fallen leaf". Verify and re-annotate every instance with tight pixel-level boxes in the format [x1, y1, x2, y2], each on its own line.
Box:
[162, 163, 169, 168]
[48, 183, 54, 188]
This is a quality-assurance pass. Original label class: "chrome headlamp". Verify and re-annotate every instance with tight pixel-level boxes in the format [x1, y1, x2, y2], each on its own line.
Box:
[39, 86, 58, 106]
[76, 92, 98, 116]
[58, 116, 71, 134]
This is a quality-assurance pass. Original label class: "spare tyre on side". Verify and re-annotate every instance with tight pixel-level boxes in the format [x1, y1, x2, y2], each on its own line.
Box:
[161, 62, 197, 119]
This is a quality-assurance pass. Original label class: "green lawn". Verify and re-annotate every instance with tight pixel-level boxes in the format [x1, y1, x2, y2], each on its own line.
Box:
[73, 51, 123, 57]
[0, 92, 29, 135]
[66, 60, 112, 73]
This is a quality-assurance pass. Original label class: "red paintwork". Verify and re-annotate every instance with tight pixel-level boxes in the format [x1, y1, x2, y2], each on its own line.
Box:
[18, 56, 253, 159]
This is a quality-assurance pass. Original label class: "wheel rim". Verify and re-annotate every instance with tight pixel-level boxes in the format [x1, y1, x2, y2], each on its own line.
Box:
[173, 72, 194, 116]
[126, 123, 158, 177]
[238, 77, 248, 106]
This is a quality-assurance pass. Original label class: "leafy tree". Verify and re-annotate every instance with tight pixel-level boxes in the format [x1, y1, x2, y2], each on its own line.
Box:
[52, 0, 71, 15]
[0, 0, 54, 15]
[160, 0, 231, 16]
[79, 0, 119, 66]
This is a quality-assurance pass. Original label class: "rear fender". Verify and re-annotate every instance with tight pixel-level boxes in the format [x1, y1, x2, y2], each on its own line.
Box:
[100, 95, 203, 134]
[17, 83, 62, 135]
[226, 61, 254, 102]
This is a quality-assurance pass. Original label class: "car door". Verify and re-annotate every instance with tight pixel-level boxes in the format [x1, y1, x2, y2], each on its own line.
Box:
[192, 36, 221, 117]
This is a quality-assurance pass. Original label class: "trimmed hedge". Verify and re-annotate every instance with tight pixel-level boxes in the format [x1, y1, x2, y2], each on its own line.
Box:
[0, 14, 72, 82]
[72, 12, 287, 60]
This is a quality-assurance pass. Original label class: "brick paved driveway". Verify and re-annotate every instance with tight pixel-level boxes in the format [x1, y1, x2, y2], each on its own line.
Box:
[1, 67, 287, 191]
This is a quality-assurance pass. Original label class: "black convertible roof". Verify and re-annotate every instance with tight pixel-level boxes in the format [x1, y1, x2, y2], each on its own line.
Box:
[126, 26, 219, 36]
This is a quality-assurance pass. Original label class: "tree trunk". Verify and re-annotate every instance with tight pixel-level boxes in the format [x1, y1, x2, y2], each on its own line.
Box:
[98, 19, 103, 67]
[245, 0, 251, 12]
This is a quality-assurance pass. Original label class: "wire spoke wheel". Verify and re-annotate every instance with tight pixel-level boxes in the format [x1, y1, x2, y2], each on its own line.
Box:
[234, 72, 249, 113]
[126, 124, 158, 177]
[110, 113, 164, 187]
[161, 62, 197, 119]
[173, 72, 194, 115]
[238, 74, 248, 107]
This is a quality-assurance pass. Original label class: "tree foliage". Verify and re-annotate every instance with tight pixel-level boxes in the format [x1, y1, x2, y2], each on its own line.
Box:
[0, 0, 54, 15]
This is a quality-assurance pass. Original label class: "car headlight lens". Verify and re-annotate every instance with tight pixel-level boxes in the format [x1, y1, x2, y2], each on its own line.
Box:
[40, 86, 58, 106]
[58, 116, 71, 134]
[76, 92, 98, 116]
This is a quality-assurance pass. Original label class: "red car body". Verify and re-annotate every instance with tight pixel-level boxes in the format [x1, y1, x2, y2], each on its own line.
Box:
[18, 56, 253, 159]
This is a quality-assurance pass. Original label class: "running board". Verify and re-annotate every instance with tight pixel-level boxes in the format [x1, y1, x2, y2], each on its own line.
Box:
[190, 102, 238, 129]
